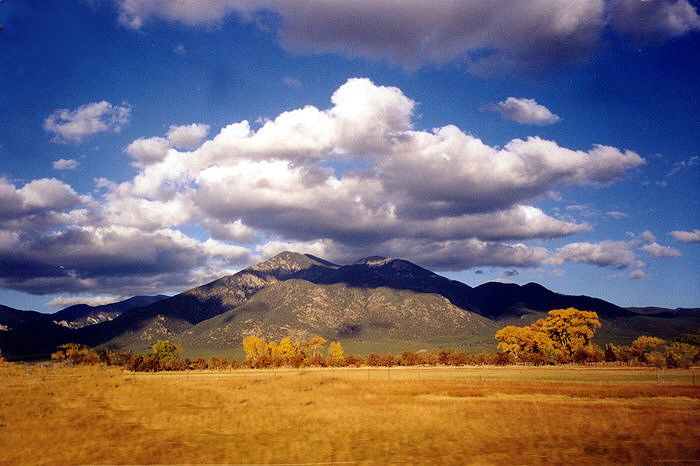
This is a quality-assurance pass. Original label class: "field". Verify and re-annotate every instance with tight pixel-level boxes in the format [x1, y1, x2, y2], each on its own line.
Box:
[1, 364, 699, 465]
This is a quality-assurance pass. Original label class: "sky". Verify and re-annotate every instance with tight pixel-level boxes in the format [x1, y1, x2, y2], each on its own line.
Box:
[0, 0, 699, 313]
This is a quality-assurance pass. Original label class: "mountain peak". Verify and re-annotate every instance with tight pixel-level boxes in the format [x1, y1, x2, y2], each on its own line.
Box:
[249, 251, 333, 276]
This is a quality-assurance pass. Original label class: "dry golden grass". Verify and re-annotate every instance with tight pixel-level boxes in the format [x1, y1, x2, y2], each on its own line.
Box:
[1, 364, 698, 465]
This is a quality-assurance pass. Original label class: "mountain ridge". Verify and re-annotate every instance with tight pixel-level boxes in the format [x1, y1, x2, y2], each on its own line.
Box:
[1, 251, 697, 360]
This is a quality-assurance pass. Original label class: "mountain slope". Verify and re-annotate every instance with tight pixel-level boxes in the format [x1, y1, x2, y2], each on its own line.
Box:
[1, 251, 697, 359]
[52, 295, 169, 329]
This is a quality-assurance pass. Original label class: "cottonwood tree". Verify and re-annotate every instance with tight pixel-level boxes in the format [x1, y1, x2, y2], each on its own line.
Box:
[536, 308, 600, 356]
[495, 308, 601, 361]
[242, 336, 267, 361]
[151, 340, 182, 360]
[630, 336, 666, 358]
[327, 341, 344, 366]
[278, 337, 296, 360]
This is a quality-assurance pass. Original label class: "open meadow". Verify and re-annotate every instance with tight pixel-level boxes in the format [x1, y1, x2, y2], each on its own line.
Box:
[1, 364, 698, 465]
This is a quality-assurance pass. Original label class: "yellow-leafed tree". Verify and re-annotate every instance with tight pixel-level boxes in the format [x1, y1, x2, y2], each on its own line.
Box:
[308, 336, 327, 357]
[630, 335, 665, 357]
[328, 341, 344, 360]
[242, 336, 267, 361]
[535, 308, 601, 356]
[495, 308, 601, 359]
[495, 325, 554, 356]
[278, 337, 296, 359]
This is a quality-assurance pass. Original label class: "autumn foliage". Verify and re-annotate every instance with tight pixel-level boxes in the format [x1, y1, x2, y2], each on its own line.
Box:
[40, 316, 698, 371]
[495, 308, 601, 364]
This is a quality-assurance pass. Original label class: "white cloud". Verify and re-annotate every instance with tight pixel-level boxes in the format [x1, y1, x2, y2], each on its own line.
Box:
[671, 229, 700, 243]
[484, 97, 560, 125]
[166, 123, 210, 150]
[667, 155, 699, 177]
[46, 295, 126, 309]
[114, 0, 699, 73]
[125, 137, 171, 166]
[0, 78, 649, 294]
[0, 177, 85, 224]
[641, 242, 681, 258]
[53, 158, 79, 170]
[607, 211, 628, 219]
[629, 269, 647, 280]
[640, 230, 657, 243]
[282, 76, 301, 88]
[608, 0, 700, 41]
[551, 240, 644, 269]
[44, 101, 131, 144]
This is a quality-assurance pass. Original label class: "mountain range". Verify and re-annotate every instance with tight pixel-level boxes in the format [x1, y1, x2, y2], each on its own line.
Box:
[1, 252, 697, 360]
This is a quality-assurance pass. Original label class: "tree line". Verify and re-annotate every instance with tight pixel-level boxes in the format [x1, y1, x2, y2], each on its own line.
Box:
[494, 308, 699, 368]
[3, 308, 696, 371]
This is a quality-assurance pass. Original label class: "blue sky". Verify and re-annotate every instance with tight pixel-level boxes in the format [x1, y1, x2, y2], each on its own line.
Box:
[0, 0, 698, 312]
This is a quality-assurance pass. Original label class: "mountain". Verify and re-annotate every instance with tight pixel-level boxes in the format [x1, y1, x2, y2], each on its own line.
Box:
[52, 295, 170, 329]
[0, 295, 168, 360]
[1, 252, 698, 360]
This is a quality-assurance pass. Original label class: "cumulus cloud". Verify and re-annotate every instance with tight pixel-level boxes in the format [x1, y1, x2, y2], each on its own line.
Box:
[0, 177, 86, 227]
[114, 0, 698, 73]
[671, 229, 700, 243]
[484, 97, 560, 125]
[125, 137, 171, 166]
[640, 230, 657, 243]
[628, 269, 647, 280]
[166, 123, 210, 150]
[116, 0, 605, 72]
[641, 242, 681, 258]
[53, 158, 79, 170]
[43, 101, 131, 144]
[608, 0, 700, 41]
[551, 240, 644, 269]
[0, 225, 254, 295]
[0, 78, 648, 294]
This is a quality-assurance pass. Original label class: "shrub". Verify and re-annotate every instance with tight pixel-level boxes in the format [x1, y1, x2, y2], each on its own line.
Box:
[437, 348, 453, 365]
[420, 352, 439, 366]
[494, 352, 515, 366]
[365, 353, 380, 367]
[209, 357, 231, 370]
[343, 354, 364, 367]
[190, 358, 209, 370]
[378, 354, 397, 367]
[399, 351, 420, 366]
[446, 351, 471, 366]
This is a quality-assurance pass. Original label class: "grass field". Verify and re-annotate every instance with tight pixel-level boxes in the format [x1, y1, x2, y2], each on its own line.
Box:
[1, 364, 698, 465]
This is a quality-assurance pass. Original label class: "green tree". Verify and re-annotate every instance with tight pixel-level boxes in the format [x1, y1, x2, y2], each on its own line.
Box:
[151, 340, 182, 361]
